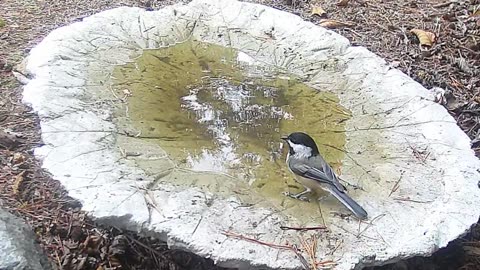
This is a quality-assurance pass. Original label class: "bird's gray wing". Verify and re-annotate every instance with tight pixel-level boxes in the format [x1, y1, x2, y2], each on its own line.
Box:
[290, 157, 346, 191]
[318, 157, 346, 191]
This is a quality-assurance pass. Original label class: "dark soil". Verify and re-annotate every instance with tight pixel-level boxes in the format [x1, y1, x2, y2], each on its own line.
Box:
[0, 0, 479, 269]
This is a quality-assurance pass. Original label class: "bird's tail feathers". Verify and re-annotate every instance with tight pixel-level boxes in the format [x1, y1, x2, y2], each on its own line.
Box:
[329, 188, 368, 220]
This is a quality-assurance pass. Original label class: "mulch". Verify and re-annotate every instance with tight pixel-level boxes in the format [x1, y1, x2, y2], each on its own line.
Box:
[0, 0, 479, 269]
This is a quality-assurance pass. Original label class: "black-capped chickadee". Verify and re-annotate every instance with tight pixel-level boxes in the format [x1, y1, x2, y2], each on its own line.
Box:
[281, 132, 368, 220]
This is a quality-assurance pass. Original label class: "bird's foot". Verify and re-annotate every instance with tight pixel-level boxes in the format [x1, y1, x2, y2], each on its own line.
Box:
[283, 191, 311, 202]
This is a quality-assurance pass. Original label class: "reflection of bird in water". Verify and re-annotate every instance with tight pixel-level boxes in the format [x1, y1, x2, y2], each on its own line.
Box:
[281, 132, 368, 220]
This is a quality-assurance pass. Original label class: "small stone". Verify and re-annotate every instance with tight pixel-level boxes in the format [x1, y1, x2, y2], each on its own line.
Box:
[0, 207, 53, 270]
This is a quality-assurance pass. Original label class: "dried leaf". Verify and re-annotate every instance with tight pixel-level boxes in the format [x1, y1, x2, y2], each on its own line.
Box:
[472, 8, 480, 17]
[63, 239, 79, 250]
[319, 19, 354, 29]
[108, 237, 124, 270]
[13, 152, 25, 164]
[447, 55, 474, 74]
[337, 0, 349, 6]
[311, 5, 326, 17]
[81, 234, 103, 255]
[456, 57, 472, 74]
[109, 235, 128, 256]
[410, 29, 436, 46]
[12, 172, 25, 196]
[473, 96, 480, 105]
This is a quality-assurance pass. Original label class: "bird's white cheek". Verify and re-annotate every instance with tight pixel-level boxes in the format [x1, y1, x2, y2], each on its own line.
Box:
[291, 144, 312, 158]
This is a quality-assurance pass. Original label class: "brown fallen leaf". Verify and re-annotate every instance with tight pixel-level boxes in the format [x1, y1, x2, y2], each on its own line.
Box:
[13, 152, 25, 164]
[473, 96, 480, 105]
[319, 19, 354, 28]
[311, 5, 326, 17]
[410, 29, 436, 46]
[81, 235, 103, 255]
[12, 171, 25, 197]
[472, 8, 480, 17]
[337, 0, 349, 6]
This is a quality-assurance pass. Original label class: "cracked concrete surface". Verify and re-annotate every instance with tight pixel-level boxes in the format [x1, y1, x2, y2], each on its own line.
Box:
[20, 0, 480, 269]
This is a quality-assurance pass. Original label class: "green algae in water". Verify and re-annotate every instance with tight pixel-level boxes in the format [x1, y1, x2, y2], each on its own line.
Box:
[112, 40, 352, 219]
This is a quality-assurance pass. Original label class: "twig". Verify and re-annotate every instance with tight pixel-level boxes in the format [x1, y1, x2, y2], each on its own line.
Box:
[405, 139, 430, 164]
[393, 197, 434, 203]
[357, 214, 386, 238]
[222, 230, 327, 269]
[280, 225, 327, 231]
[300, 235, 318, 270]
[54, 250, 61, 267]
[292, 245, 311, 270]
[124, 233, 168, 259]
[433, 1, 455, 8]
[388, 174, 403, 197]
[222, 230, 292, 250]
[328, 239, 343, 255]
[316, 260, 337, 267]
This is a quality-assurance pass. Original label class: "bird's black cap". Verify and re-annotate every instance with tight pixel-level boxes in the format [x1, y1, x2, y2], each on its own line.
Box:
[282, 132, 320, 155]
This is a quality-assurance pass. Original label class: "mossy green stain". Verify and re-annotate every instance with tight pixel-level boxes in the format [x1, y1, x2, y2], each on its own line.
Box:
[112, 40, 352, 222]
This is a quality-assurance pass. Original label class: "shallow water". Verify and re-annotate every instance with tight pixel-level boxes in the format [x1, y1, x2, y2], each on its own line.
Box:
[111, 40, 353, 222]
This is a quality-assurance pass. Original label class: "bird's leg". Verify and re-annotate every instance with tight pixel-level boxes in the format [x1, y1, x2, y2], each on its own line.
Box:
[284, 188, 311, 202]
[292, 188, 311, 198]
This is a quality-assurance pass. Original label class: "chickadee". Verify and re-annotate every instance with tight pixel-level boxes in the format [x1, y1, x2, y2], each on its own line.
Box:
[281, 132, 368, 220]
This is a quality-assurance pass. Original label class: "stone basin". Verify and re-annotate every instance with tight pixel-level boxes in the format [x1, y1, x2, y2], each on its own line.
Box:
[21, 0, 480, 269]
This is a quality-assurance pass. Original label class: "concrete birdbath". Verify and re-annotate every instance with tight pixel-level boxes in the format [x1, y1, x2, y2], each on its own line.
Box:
[20, 0, 480, 269]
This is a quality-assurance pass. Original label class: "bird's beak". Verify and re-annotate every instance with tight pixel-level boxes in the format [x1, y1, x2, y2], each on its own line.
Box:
[280, 135, 288, 141]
